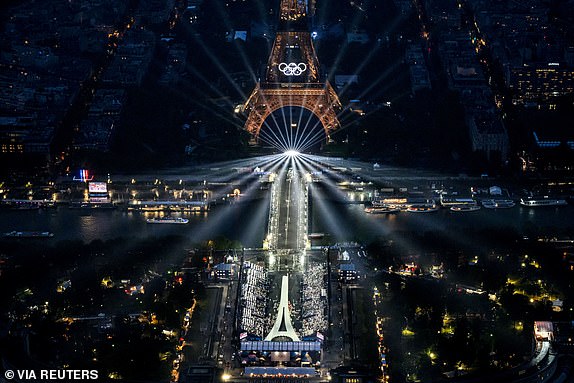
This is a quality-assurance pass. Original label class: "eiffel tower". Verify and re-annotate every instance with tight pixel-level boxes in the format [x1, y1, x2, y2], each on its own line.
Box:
[243, 0, 341, 144]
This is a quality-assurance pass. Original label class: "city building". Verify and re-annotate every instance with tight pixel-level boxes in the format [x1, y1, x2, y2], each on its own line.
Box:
[73, 88, 125, 153]
[468, 0, 574, 106]
[178, 365, 217, 383]
[212, 263, 236, 280]
[466, 109, 509, 161]
[339, 263, 358, 283]
[405, 45, 431, 93]
[101, 30, 156, 87]
[506, 64, 574, 106]
[435, 17, 509, 163]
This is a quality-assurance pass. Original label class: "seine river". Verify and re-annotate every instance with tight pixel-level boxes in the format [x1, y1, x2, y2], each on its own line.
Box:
[1, 194, 573, 248]
[310, 199, 574, 251]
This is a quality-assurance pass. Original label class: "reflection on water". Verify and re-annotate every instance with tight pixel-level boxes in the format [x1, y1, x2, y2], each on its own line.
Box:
[0, 201, 573, 248]
[311, 201, 574, 244]
[78, 215, 103, 241]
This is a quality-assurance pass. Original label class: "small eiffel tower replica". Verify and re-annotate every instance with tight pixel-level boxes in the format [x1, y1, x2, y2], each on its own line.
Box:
[265, 275, 300, 341]
[243, 0, 341, 143]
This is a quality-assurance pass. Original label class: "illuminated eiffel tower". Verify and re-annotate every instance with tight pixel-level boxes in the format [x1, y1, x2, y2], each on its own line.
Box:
[243, 0, 341, 144]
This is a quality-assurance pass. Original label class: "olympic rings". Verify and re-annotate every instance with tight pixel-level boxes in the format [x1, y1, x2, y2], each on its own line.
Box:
[278, 62, 307, 76]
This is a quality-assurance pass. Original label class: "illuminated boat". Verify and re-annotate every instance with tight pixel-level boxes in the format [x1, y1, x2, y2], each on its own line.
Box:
[141, 206, 164, 212]
[308, 233, 325, 239]
[520, 197, 568, 207]
[11, 203, 41, 210]
[406, 204, 439, 213]
[364, 206, 400, 214]
[69, 202, 92, 209]
[371, 197, 409, 209]
[146, 217, 189, 224]
[450, 204, 481, 212]
[3, 231, 54, 238]
[481, 199, 515, 209]
[440, 196, 477, 207]
[129, 200, 209, 212]
[69, 202, 116, 209]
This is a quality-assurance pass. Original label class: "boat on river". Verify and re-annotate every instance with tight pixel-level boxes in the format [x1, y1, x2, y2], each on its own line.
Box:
[3, 231, 54, 238]
[146, 217, 189, 224]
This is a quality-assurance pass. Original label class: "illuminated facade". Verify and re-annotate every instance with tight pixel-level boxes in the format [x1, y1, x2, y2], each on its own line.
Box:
[506, 64, 574, 105]
[243, 0, 341, 142]
[0, 116, 51, 156]
[0, 117, 27, 154]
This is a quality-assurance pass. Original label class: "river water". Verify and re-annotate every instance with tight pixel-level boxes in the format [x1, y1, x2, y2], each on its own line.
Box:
[1, 190, 573, 249]
[0, 198, 270, 246]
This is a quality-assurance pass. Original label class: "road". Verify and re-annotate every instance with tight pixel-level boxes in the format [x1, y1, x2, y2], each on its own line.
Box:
[191, 155, 350, 382]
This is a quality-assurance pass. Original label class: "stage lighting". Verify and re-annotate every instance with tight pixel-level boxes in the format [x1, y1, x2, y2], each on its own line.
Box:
[284, 149, 300, 157]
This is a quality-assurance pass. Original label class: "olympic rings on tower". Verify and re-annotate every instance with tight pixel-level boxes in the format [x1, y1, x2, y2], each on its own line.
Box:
[278, 62, 307, 76]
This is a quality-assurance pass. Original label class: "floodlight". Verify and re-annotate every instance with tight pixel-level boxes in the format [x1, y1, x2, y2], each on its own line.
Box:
[284, 150, 300, 157]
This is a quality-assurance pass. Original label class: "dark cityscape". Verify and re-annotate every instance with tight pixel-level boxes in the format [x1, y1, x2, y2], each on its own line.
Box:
[1, 0, 574, 382]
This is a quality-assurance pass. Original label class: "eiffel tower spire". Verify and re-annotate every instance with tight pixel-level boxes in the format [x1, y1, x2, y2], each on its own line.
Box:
[279, 0, 308, 30]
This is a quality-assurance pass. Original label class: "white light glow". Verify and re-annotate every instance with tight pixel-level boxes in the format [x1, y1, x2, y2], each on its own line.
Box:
[284, 149, 300, 157]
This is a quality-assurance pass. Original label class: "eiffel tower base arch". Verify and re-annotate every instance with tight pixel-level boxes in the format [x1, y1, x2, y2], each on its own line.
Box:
[244, 84, 340, 146]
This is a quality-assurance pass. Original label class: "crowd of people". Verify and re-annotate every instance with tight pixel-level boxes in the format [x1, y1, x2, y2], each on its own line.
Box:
[301, 262, 328, 336]
[239, 261, 329, 340]
[239, 262, 269, 336]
